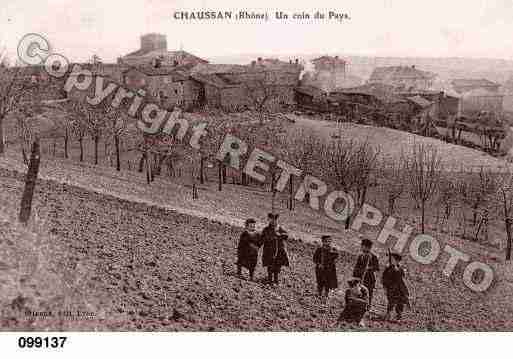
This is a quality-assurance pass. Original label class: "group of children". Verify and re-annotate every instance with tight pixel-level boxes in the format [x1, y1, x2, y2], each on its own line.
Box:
[236, 213, 410, 326]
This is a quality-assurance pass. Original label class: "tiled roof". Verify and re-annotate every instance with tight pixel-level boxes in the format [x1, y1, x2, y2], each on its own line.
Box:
[369, 66, 436, 82]
[451, 78, 499, 88]
[311, 56, 346, 64]
[191, 63, 250, 75]
[461, 88, 504, 98]
[190, 73, 236, 88]
[406, 95, 433, 108]
[294, 85, 325, 97]
[122, 49, 208, 67]
[123, 65, 189, 79]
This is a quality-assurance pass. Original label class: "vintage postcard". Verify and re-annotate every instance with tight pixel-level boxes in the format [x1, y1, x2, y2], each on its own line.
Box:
[1, 0, 513, 347]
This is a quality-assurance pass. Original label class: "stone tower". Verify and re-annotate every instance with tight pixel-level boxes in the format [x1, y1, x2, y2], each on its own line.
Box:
[140, 33, 167, 52]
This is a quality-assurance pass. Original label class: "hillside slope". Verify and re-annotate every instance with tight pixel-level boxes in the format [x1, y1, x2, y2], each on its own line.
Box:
[1, 154, 512, 331]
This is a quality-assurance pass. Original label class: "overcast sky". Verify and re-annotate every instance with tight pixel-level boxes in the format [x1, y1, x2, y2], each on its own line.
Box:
[1, 0, 513, 63]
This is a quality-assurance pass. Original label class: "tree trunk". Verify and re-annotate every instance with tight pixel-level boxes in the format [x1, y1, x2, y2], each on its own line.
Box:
[115, 135, 121, 171]
[138, 152, 145, 173]
[79, 138, 84, 162]
[289, 176, 294, 211]
[0, 117, 4, 155]
[200, 157, 205, 184]
[145, 151, 152, 184]
[506, 218, 512, 261]
[21, 147, 29, 165]
[94, 135, 99, 165]
[64, 133, 69, 159]
[19, 140, 41, 224]
[421, 201, 426, 234]
[218, 160, 222, 191]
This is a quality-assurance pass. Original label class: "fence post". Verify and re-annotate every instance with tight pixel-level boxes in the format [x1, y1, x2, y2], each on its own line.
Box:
[19, 139, 41, 224]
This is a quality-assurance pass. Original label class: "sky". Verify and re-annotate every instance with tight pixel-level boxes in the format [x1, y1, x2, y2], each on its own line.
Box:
[1, 0, 513, 63]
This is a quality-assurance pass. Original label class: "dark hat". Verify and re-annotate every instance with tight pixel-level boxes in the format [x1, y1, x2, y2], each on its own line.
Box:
[361, 238, 373, 248]
[268, 213, 279, 220]
[347, 277, 360, 285]
[277, 227, 287, 234]
[245, 218, 256, 226]
[388, 252, 402, 261]
[321, 235, 332, 241]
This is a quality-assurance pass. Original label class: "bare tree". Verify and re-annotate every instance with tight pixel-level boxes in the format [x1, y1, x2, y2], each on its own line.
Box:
[14, 115, 34, 164]
[405, 143, 442, 234]
[458, 167, 497, 241]
[436, 174, 458, 232]
[325, 138, 380, 229]
[0, 66, 38, 154]
[244, 72, 282, 124]
[283, 128, 325, 211]
[380, 156, 406, 216]
[66, 100, 88, 162]
[102, 103, 128, 171]
[497, 171, 513, 260]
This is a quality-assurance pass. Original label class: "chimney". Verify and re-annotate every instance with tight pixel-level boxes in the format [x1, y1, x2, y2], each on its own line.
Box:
[295, 59, 299, 65]
[251, 60, 256, 67]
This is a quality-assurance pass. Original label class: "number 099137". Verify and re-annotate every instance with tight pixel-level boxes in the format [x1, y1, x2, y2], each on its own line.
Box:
[18, 336, 67, 348]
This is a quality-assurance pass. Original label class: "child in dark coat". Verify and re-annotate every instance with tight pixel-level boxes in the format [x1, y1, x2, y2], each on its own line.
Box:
[261, 213, 289, 284]
[236, 218, 261, 280]
[338, 278, 369, 327]
[382, 252, 410, 321]
[352, 238, 379, 307]
[313, 235, 339, 297]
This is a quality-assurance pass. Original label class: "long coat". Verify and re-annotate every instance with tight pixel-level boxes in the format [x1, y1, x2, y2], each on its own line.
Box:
[339, 285, 369, 323]
[352, 253, 379, 290]
[313, 247, 339, 289]
[236, 230, 261, 270]
[261, 225, 289, 268]
[382, 265, 410, 306]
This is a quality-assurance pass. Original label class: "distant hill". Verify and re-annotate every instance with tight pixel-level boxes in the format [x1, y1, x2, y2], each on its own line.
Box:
[209, 53, 513, 84]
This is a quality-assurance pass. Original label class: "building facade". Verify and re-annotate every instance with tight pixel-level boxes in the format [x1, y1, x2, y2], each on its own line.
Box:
[301, 55, 346, 92]
[367, 65, 436, 91]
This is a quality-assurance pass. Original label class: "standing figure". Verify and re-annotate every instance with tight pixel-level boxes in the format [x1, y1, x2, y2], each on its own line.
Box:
[236, 218, 261, 281]
[352, 239, 379, 307]
[338, 278, 369, 327]
[261, 213, 289, 284]
[382, 252, 410, 321]
[313, 235, 339, 298]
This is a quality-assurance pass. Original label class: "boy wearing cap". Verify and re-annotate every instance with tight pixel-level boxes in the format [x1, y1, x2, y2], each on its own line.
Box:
[313, 235, 339, 298]
[352, 238, 380, 307]
[338, 277, 369, 326]
[261, 213, 290, 284]
[382, 252, 410, 321]
[236, 218, 261, 281]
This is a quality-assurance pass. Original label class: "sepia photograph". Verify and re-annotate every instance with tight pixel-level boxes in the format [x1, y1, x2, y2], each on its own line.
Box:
[1, 0, 513, 355]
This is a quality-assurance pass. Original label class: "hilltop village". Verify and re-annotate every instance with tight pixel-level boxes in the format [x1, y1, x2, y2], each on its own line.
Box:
[6, 33, 511, 154]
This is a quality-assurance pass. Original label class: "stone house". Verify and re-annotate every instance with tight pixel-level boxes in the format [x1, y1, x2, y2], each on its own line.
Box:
[368, 65, 437, 91]
[121, 66, 201, 111]
[301, 55, 346, 92]
[451, 79, 501, 94]
[190, 61, 301, 112]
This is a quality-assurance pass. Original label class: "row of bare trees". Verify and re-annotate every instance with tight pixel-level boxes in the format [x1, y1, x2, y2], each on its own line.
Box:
[280, 130, 513, 260]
